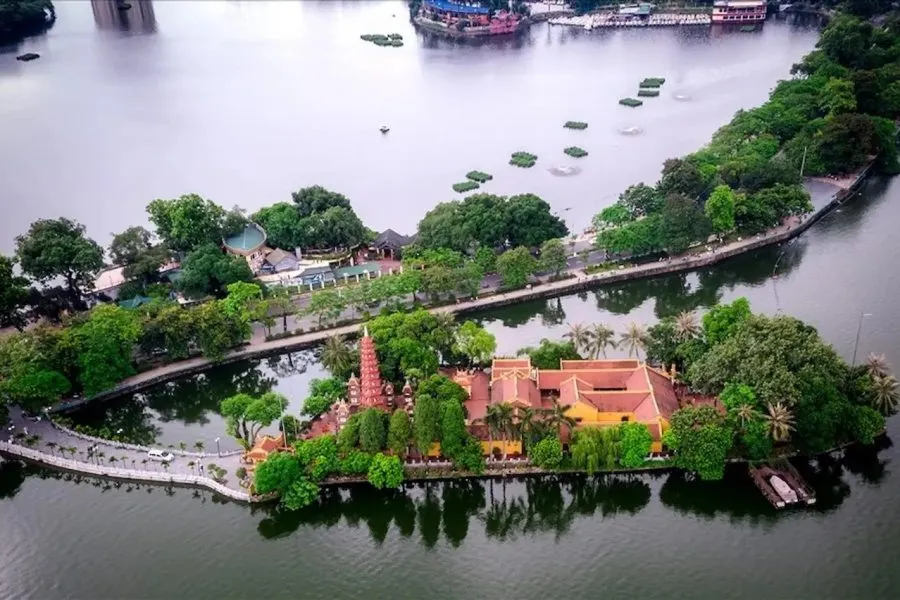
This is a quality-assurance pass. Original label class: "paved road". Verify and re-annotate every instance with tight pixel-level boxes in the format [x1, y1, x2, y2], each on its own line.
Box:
[2, 407, 245, 492]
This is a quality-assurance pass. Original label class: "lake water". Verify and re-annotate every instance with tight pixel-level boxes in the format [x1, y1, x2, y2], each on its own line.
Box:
[5, 3, 900, 599]
[0, 0, 820, 253]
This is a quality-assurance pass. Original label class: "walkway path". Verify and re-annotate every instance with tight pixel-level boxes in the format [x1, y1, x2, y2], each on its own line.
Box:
[50, 172, 863, 413]
[1, 407, 247, 495]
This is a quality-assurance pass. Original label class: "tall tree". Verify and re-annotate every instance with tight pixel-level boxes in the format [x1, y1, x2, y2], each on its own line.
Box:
[871, 374, 899, 416]
[538, 238, 568, 276]
[619, 322, 648, 359]
[15, 218, 104, 297]
[413, 391, 441, 456]
[504, 194, 568, 248]
[220, 391, 288, 449]
[109, 226, 153, 266]
[543, 400, 576, 437]
[587, 323, 616, 359]
[387, 409, 412, 458]
[252, 203, 306, 250]
[674, 310, 700, 342]
[291, 185, 352, 218]
[482, 403, 515, 460]
[665, 405, 734, 481]
[704, 184, 737, 236]
[762, 402, 796, 442]
[660, 193, 710, 254]
[453, 321, 496, 367]
[178, 243, 254, 298]
[359, 408, 387, 453]
[69, 304, 142, 396]
[496, 246, 536, 289]
[321, 335, 354, 378]
[0, 255, 29, 330]
[146, 194, 227, 253]
[563, 323, 592, 355]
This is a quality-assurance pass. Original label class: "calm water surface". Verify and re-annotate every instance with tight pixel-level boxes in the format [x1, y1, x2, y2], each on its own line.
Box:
[4, 3, 900, 599]
[0, 1, 819, 252]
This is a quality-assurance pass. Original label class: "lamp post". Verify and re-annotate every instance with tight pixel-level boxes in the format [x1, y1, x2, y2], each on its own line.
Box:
[215, 437, 221, 457]
[851, 312, 873, 367]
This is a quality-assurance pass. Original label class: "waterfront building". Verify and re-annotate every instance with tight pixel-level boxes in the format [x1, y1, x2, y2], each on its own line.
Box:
[246, 433, 289, 464]
[371, 229, 416, 259]
[223, 222, 269, 271]
[417, 0, 522, 36]
[711, 0, 767, 23]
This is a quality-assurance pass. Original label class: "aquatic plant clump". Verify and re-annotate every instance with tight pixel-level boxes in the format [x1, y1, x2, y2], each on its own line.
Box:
[639, 77, 666, 88]
[453, 181, 480, 193]
[564, 146, 588, 158]
[637, 89, 660, 97]
[466, 171, 493, 183]
[564, 121, 589, 130]
[510, 152, 538, 168]
[361, 33, 403, 47]
[619, 98, 643, 108]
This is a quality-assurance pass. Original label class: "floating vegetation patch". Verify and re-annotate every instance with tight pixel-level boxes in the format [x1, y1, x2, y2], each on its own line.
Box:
[510, 151, 538, 168]
[361, 33, 404, 47]
[548, 165, 582, 177]
[619, 98, 643, 108]
[466, 170, 493, 183]
[452, 181, 480, 193]
[639, 77, 666, 88]
[617, 126, 644, 136]
[564, 121, 588, 130]
[563, 146, 588, 158]
[637, 88, 660, 97]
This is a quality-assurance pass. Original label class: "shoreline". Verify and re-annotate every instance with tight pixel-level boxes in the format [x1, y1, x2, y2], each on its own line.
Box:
[47, 163, 873, 415]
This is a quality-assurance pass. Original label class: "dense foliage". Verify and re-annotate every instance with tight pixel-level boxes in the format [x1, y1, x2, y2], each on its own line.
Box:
[15, 217, 105, 297]
[593, 14, 900, 259]
[0, 0, 55, 43]
[416, 193, 568, 252]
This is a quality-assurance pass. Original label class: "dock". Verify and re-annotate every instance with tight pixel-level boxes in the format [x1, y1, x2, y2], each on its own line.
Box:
[749, 460, 816, 509]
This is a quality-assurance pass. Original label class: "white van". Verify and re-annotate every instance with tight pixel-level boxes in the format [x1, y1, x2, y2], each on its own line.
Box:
[147, 449, 174, 462]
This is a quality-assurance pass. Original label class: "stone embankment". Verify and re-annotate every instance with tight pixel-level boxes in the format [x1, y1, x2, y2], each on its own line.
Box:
[0, 441, 255, 502]
[48, 166, 870, 414]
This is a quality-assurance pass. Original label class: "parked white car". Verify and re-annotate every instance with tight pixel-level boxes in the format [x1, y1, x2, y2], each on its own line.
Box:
[147, 449, 174, 462]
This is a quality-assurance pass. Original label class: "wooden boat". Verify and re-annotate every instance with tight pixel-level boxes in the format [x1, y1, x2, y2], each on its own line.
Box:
[379, 126, 390, 134]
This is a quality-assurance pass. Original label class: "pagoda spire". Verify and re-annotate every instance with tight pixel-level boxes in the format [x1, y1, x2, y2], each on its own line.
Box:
[359, 326, 383, 407]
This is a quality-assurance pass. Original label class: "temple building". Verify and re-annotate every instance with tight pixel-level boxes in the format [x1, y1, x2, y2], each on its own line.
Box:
[460, 357, 678, 456]
[306, 327, 414, 438]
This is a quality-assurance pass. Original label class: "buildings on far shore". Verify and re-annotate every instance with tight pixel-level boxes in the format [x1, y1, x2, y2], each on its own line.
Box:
[711, 0, 767, 23]
[415, 0, 523, 37]
[306, 328, 680, 458]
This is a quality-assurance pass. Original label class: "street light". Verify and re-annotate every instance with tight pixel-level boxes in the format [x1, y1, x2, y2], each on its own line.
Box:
[851, 312, 873, 367]
[215, 437, 221, 457]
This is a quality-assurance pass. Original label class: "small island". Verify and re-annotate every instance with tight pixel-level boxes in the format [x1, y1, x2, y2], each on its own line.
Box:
[0, 0, 56, 45]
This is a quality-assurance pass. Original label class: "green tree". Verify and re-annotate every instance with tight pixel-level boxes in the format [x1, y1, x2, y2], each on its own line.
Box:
[0, 255, 29, 330]
[340, 450, 374, 475]
[440, 400, 468, 461]
[474, 246, 497, 274]
[387, 409, 412, 458]
[571, 427, 621, 475]
[519, 339, 581, 370]
[619, 321, 648, 359]
[367, 453, 404, 489]
[453, 321, 496, 367]
[219, 391, 288, 449]
[821, 77, 857, 116]
[702, 297, 751, 346]
[338, 412, 362, 452]
[253, 451, 301, 495]
[587, 323, 616, 359]
[847, 405, 885, 445]
[320, 335, 355, 377]
[15, 218, 104, 297]
[660, 193, 710, 253]
[593, 202, 633, 229]
[109, 226, 153, 266]
[282, 477, 320, 510]
[666, 405, 734, 481]
[413, 390, 441, 455]
[762, 402, 796, 442]
[69, 304, 142, 396]
[504, 194, 569, 248]
[619, 183, 663, 217]
[871, 374, 899, 415]
[302, 377, 346, 418]
[292, 185, 352, 218]
[538, 238, 567, 276]
[147, 194, 227, 253]
[0, 0, 56, 43]
[359, 408, 387, 453]
[251, 202, 306, 250]
[618, 422, 653, 468]
[308, 206, 367, 249]
[719, 382, 757, 411]
[305, 289, 346, 327]
[178, 244, 254, 299]
[496, 246, 536, 288]
[705, 185, 737, 236]
[529, 435, 563, 469]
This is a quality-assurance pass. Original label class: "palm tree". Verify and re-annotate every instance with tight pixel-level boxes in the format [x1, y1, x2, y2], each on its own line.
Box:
[564, 323, 592, 355]
[543, 400, 577, 437]
[45, 441, 57, 456]
[674, 310, 700, 342]
[619, 322, 648, 359]
[517, 407, 546, 451]
[866, 353, 892, 379]
[178, 441, 187, 451]
[321, 335, 353, 377]
[587, 323, 617, 359]
[735, 404, 758, 428]
[763, 402, 795, 442]
[482, 403, 515, 461]
[194, 441, 205, 453]
[871, 374, 899, 416]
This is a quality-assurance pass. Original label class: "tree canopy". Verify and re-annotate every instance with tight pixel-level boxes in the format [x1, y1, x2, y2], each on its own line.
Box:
[0, 255, 29, 330]
[0, 0, 55, 43]
[147, 194, 228, 253]
[220, 391, 287, 449]
[178, 243, 254, 299]
[15, 218, 104, 297]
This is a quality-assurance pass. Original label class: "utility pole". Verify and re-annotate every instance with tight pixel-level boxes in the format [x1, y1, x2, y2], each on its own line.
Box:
[851, 311, 873, 367]
[799, 145, 808, 179]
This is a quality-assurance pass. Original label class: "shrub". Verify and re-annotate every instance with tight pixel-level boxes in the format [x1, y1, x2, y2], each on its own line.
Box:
[529, 436, 563, 469]
[619, 98, 643, 107]
[465, 170, 493, 183]
[619, 422, 653, 468]
[340, 450, 374, 475]
[637, 88, 660, 97]
[510, 151, 538, 168]
[367, 453, 404, 489]
[639, 77, 666, 88]
[564, 121, 588, 130]
[235, 466, 247, 480]
[452, 181, 480, 193]
[564, 146, 588, 158]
